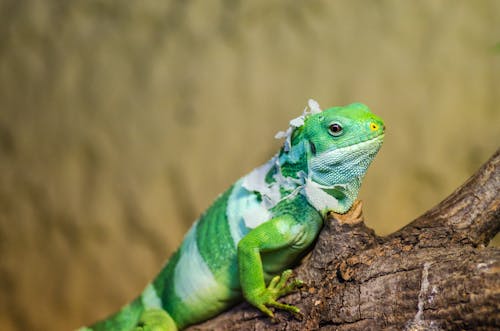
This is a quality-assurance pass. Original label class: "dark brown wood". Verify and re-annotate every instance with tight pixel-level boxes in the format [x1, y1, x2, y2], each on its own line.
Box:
[188, 149, 500, 331]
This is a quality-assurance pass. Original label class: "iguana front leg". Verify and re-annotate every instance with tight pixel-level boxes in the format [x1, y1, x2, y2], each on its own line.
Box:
[237, 215, 306, 318]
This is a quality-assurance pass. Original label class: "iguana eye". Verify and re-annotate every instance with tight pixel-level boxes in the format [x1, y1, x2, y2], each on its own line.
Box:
[328, 123, 343, 136]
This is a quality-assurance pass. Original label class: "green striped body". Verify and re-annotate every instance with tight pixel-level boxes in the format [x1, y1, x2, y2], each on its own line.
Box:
[85, 164, 323, 330]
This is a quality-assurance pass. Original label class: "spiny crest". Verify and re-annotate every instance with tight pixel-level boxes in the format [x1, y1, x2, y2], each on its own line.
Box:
[275, 99, 322, 152]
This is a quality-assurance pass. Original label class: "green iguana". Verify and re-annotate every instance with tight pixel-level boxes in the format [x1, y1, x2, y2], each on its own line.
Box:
[79, 100, 385, 331]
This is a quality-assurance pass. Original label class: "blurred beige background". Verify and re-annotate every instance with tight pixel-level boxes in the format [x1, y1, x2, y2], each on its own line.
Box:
[0, 1, 498, 330]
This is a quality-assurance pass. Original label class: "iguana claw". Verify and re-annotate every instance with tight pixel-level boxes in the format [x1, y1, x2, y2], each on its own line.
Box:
[251, 269, 303, 318]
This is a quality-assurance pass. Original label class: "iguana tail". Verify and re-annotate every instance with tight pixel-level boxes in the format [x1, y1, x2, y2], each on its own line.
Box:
[78, 293, 177, 331]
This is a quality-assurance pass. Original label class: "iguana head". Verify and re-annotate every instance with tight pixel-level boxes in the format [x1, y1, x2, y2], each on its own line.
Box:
[302, 102, 385, 186]
[283, 101, 385, 214]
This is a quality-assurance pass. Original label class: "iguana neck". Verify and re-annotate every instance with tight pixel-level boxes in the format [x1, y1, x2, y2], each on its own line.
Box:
[271, 137, 377, 215]
[261, 143, 351, 215]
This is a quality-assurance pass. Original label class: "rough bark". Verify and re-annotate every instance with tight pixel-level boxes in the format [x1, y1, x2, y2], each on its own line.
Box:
[188, 149, 500, 331]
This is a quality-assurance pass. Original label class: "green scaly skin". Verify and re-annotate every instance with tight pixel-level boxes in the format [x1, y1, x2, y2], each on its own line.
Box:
[79, 101, 385, 331]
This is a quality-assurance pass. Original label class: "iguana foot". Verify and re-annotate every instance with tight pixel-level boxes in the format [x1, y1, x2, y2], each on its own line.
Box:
[134, 308, 177, 331]
[250, 269, 304, 319]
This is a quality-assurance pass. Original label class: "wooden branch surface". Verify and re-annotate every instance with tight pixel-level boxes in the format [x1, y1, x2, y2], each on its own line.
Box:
[188, 150, 500, 331]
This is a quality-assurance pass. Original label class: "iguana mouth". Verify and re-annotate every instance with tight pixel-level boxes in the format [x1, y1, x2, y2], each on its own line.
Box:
[315, 133, 384, 162]
[334, 132, 385, 151]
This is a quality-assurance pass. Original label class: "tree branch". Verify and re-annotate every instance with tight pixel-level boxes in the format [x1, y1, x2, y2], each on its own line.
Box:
[188, 149, 500, 331]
